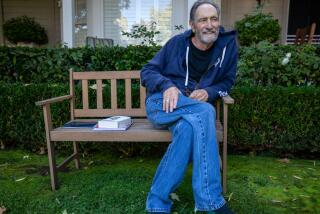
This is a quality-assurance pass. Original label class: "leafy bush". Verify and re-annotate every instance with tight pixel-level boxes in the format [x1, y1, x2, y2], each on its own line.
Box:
[229, 86, 320, 156]
[1, 44, 319, 87]
[237, 41, 320, 86]
[0, 45, 160, 83]
[3, 16, 48, 45]
[235, 13, 281, 46]
[0, 84, 319, 157]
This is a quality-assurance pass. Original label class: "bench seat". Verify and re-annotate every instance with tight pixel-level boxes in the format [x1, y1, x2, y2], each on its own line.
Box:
[51, 119, 223, 142]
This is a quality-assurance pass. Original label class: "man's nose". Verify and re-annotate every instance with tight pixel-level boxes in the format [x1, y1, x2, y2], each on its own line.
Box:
[205, 20, 214, 28]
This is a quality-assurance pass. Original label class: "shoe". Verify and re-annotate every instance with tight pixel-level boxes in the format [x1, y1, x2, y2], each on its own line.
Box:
[207, 203, 234, 214]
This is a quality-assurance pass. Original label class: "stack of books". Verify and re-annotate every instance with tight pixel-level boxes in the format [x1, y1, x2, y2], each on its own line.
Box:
[93, 116, 132, 131]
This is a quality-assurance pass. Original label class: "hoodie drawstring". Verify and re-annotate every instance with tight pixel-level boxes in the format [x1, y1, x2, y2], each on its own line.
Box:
[185, 45, 227, 88]
[185, 46, 189, 88]
[219, 46, 227, 68]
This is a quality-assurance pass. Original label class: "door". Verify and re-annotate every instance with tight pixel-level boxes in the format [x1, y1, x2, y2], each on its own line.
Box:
[288, 0, 320, 35]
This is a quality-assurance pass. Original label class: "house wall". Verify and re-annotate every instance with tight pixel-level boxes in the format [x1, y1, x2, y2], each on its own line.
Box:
[0, 0, 3, 44]
[1, 0, 60, 46]
[221, 0, 289, 44]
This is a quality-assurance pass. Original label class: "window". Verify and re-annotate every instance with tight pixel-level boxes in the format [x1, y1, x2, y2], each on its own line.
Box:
[74, 0, 87, 47]
[103, 0, 172, 45]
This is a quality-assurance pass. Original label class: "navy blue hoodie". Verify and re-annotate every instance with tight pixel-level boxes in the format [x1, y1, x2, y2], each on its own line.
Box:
[141, 28, 238, 103]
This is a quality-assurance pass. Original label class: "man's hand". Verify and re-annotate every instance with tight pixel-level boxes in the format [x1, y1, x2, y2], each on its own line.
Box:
[163, 87, 180, 113]
[189, 89, 208, 102]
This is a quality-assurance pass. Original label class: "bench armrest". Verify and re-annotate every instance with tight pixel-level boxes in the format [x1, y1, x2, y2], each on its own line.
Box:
[35, 95, 73, 133]
[35, 95, 73, 106]
[222, 95, 234, 105]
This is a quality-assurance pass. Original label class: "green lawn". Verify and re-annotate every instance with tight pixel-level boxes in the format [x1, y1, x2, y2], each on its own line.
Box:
[0, 150, 319, 214]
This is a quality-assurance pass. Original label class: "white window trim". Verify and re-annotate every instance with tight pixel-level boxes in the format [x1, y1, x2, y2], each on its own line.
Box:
[87, 0, 104, 38]
[62, 0, 75, 47]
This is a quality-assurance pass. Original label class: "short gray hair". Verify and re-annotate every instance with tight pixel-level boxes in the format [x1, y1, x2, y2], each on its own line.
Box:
[189, 0, 221, 22]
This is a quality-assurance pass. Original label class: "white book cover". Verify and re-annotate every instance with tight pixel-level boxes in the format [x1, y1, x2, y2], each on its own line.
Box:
[97, 116, 132, 128]
[92, 122, 132, 131]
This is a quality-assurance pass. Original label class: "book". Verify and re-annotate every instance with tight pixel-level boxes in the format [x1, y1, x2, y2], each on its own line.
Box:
[92, 122, 132, 131]
[63, 121, 97, 128]
[97, 116, 132, 129]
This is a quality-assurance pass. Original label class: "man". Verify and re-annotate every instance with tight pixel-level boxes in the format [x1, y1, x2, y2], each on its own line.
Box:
[141, 0, 237, 213]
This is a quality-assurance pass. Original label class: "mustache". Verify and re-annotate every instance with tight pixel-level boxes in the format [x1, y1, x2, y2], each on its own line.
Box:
[202, 29, 218, 34]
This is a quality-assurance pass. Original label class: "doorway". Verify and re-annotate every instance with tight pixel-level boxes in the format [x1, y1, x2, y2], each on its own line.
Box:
[288, 0, 319, 35]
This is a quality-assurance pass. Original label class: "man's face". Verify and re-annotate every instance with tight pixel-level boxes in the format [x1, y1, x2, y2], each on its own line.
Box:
[191, 4, 220, 45]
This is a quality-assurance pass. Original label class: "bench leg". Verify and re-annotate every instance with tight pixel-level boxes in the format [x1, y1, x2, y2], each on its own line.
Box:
[222, 104, 228, 195]
[73, 141, 80, 169]
[222, 143, 227, 195]
[47, 140, 58, 191]
[43, 104, 58, 191]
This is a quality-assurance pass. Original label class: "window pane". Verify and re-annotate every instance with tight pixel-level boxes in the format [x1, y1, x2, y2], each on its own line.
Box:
[74, 0, 87, 47]
[104, 0, 172, 45]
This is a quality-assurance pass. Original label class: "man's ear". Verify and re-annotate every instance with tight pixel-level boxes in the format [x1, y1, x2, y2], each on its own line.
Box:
[189, 20, 195, 33]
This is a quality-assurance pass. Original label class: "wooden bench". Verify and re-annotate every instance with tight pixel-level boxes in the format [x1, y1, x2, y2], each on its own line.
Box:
[35, 70, 234, 193]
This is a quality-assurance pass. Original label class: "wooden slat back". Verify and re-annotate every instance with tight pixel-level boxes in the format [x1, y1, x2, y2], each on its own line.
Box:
[69, 69, 75, 120]
[82, 80, 89, 109]
[125, 79, 132, 110]
[96, 79, 103, 109]
[72, 71, 146, 118]
[110, 79, 117, 109]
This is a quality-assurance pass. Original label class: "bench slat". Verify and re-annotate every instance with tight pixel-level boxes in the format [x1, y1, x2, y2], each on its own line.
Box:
[125, 79, 132, 110]
[73, 71, 141, 80]
[82, 80, 89, 109]
[96, 79, 103, 109]
[74, 108, 146, 117]
[140, 83, 146, 109]
[111, 79, 117, 109]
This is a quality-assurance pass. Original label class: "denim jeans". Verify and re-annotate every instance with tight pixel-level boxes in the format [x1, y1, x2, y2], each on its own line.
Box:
[145, 92, 226, 213]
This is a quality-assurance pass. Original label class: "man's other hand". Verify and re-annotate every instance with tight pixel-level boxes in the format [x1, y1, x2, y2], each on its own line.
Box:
[163, 87, 180, 113]
[189, 89, 208, 102]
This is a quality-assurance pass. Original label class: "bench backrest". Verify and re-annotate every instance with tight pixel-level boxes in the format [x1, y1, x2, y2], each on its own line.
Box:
[70, 70, 146, 118]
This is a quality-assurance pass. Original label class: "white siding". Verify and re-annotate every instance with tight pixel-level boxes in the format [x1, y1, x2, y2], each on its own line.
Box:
[2, 0, 60, 45]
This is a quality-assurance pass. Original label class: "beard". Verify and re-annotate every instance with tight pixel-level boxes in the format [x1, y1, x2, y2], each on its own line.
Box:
[195, 28, 219, 45]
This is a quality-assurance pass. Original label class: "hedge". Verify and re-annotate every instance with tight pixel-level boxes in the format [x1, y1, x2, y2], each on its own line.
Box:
[235, 13, 280, 46]
[0, 44, 319, 86]
[0, 84, 319, 156]
[237, 42, 320, 87]
[229, 86, 320, 155]
[0, 45, 160, 83]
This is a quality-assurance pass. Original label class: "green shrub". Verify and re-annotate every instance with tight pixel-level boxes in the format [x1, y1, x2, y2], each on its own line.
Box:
[0, 84, 319, 157]
[0, 44, 319, 87]
[237, 41, 320, 86]
[229, 86, 320, 155]
[235, 13, 281, 46]
[3, 16, 48, 45]
[0, 45, 160, 83]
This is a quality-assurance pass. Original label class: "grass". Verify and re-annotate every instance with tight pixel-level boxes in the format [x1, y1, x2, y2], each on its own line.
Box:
[0, 150, 319, 214]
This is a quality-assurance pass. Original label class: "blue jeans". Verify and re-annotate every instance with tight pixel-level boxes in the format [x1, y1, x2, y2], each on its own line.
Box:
[145, 92, 226, 213]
